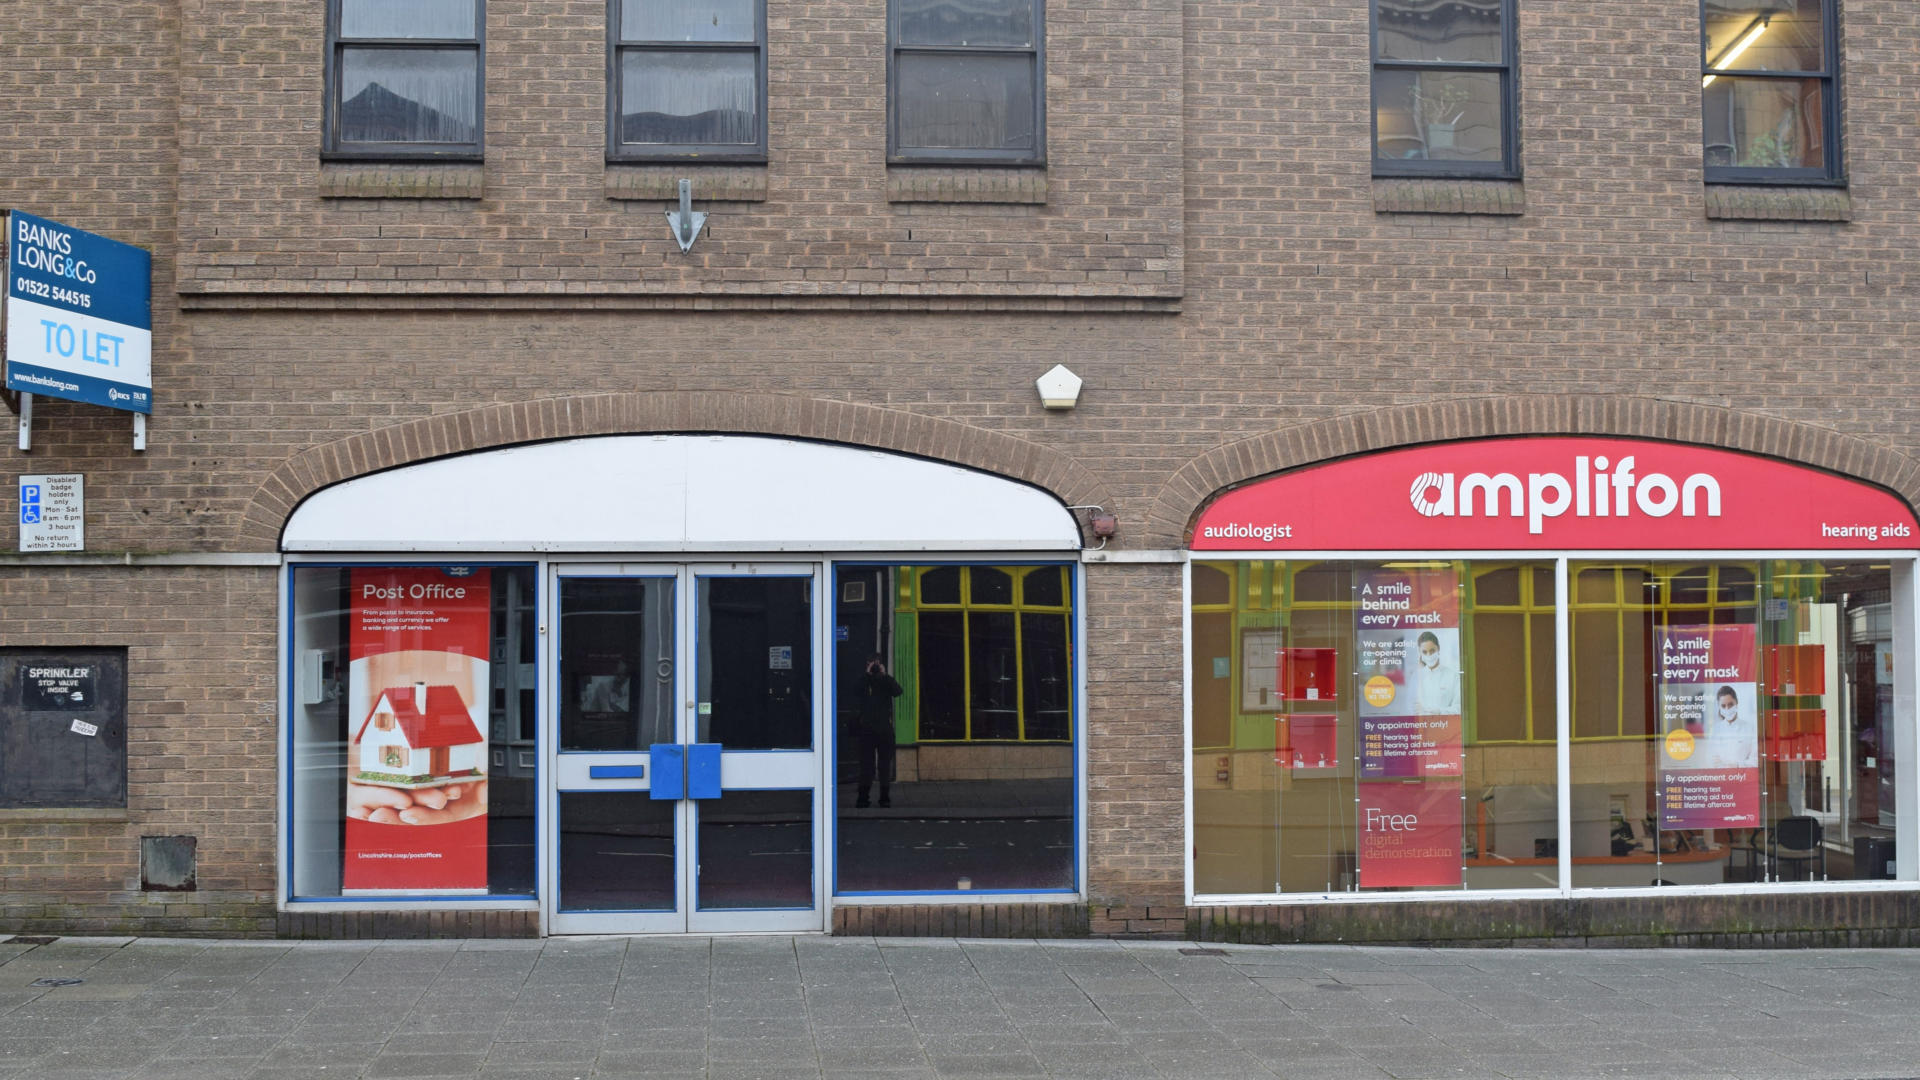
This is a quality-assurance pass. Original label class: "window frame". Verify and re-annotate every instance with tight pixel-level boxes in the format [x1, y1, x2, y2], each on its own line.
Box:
[911, 565, 1074, 743]
[322, 0, 486, 162]
[605, 0, 770, 163]
[886, 0, 1047, 166]
[1699, 0, 1844, 186]
[1368, 0, 1520, 180]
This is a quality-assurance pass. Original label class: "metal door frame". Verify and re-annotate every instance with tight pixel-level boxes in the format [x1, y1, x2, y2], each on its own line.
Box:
[544, 560, 827, 934]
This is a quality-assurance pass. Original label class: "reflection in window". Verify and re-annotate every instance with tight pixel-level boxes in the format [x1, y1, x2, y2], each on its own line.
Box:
[834, 565, 1075, 895]
[611, 0, 766, 158]
[889, 0, 1044, 162]
[327, 0, 483, 156]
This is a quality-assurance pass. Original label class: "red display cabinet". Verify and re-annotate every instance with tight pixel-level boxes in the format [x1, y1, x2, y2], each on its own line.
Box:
[1765, 645, 1826, 697]
[1278, 648, 1338, 702]
[1275, 713, 1339, 771]
[1766, 708, 1827, 762]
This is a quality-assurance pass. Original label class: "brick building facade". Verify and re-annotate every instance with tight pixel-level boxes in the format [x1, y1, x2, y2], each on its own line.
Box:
[4, 0, 1920, 942]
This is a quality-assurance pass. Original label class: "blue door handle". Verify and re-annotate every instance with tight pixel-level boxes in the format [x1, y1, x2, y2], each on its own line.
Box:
[688, 743, 722, 799]
[648, 743, 685, 800]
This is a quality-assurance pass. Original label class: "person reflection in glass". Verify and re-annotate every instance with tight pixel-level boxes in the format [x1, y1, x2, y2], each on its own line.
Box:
[856, 653, 903, 809]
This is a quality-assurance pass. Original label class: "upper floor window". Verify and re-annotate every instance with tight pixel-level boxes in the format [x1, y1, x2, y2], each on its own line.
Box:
[324, 0, 484, 160]
[608, 0, 767, 161]
[1702, 0, 1841, 183]
[888, 0, 1045, 165]
[1370, 0, 1518, 178]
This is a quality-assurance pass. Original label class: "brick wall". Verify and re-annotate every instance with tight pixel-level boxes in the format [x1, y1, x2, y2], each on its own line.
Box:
[0, 566, 278, 936]
[171, 0, 1183, 302]
[5, 1, 1920, 938]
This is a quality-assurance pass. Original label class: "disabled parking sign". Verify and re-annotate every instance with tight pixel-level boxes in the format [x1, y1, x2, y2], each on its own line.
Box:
[18, 474, 82, 551]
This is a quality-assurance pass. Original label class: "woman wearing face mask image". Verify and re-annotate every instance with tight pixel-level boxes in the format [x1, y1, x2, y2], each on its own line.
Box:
[1702, 684, 1758, 768]
[1411, 630, 1460, 715]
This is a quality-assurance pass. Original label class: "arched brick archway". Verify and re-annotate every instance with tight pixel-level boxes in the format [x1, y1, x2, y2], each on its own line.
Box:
[1146, 395, 1920, 548]
[239, 393, 1113, 548]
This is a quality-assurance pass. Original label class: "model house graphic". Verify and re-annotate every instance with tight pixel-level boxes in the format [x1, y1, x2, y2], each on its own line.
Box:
[354, 682, 485, 787]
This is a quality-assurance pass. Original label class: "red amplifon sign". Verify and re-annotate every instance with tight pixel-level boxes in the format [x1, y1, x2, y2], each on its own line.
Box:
[1190, 437, 1920, 551]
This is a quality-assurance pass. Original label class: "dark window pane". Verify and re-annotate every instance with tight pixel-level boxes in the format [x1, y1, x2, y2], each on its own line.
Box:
[969, 612, 1019, 739]
[1475, 566, 1520, 606]
[918, 611, 966, 739]
[1291, 562, 1343, 603]
[697, 576, 812, 750]
[971, 566, 1013, 605]
[1572, 611, 1621, 739]
[622, 0, 757, 43]
[1703, 1, 1824, 73]
[1471, 612, 1527, 741]
[1703, 76, 1825, 169]
[338, 48, 478, 144]
[1022, 565, 1064, 607]
[896, 52, 1035, 151]
[560, 577, 676, 752]
[897, 0, 1034, 47]
[1021, 612, 1070, 741]
[1191, 612, 1233, 748]
[1375, 0, 1503, 64]
[342, 0, 475, 39]
[1669, 567, 1712, 607]
[1374, 67, 1503, 163]
[559, 792, 676, 911]
[698, 790, 812, 909]
[920, 566, 960, 605]
[1192, 564, 1232, 607]
[619, 50, 758, 146]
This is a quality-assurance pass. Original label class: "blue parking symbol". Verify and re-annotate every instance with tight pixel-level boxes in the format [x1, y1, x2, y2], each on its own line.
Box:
[20, 485, 38, 505]
[20, 506, 39, 525]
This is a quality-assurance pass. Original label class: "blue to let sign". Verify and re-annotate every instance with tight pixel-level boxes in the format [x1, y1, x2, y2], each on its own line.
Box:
[5, 210, 152, 414]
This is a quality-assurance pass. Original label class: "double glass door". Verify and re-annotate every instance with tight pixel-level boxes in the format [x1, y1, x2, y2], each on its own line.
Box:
[550, 563, 824, 933]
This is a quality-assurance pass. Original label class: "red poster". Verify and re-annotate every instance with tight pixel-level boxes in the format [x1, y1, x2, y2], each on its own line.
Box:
[1357, 568, 1464, 778]
[1656, 625, 1759, 830]
[1358, 781, 1462, 888]
[344, 568, 491, 893]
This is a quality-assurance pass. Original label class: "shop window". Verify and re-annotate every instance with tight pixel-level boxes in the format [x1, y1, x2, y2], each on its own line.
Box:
[1568, 559, 1885, 888]
[608, 0, 767, 161]
[289, 564, 536, 899]
[1702, 0, 1841, 183]
[324, 0, 483, 160]
[1190, 557, 1904, 897]
[1371, 0, 1518, 178]
[888, 0, 1045, 164]
[1191, 560, 1559, 895]
[833, 564, 1076, 895]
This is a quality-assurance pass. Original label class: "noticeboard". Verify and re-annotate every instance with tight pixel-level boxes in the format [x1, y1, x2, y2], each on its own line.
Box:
[0, 649, 127, 808]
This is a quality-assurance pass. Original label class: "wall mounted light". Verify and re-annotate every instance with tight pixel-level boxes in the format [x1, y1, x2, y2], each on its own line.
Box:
[1036, 364, 1083, 410]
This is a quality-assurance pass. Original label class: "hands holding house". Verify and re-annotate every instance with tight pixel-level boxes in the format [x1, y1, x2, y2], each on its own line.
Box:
[347, 779, 488, 826]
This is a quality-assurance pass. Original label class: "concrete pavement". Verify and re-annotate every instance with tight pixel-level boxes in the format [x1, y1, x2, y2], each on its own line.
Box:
[0, 934, 1917, 1079]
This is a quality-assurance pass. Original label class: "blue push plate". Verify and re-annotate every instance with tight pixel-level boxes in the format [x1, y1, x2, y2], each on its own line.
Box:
[588, 764, 646, 780]
[648, 744, 685, 800]
[688, 743, 722, 799]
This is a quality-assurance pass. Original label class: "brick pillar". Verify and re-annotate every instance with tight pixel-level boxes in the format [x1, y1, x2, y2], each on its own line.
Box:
[1083, 561, 1188, 938]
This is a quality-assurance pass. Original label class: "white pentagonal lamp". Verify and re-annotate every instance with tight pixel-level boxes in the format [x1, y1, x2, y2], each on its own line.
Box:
[1036, 364, 1083, 410]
